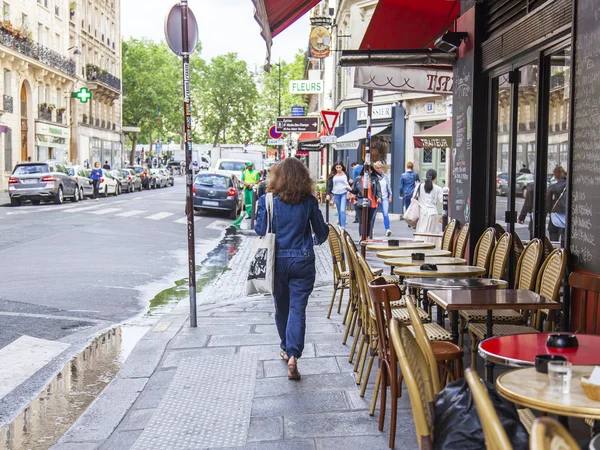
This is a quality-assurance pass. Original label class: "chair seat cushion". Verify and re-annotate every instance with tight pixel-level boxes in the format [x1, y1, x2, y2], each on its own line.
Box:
[431, 341, 463, 360]
[391, 306, 428, 323]
[459, 309, 524, 323]
[468, 323, 539, 340]
[409, 323, 452, 342]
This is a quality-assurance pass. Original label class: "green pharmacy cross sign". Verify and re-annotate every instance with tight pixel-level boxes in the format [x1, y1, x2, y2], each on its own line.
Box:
[72, 87, 92, 103]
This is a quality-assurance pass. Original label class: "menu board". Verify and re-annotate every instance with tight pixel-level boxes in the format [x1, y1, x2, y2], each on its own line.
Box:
[450, 52, 473, 223]
[570, 0, 600, 272]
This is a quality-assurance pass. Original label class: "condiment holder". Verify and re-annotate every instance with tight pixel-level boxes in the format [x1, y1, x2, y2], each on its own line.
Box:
[546, 334, 579, 348]
[388, 239, 399, 247]
[411, 252, 425, 261]
[535, 354, 566, 374]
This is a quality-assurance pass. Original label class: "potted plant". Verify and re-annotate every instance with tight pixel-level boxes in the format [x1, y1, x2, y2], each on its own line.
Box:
[69, 1, 76, 17]
[39, 102, 47, 110]
[48, 104, 56, 111]
[57, 107, 66, 114]
[82, 113, 88, 123]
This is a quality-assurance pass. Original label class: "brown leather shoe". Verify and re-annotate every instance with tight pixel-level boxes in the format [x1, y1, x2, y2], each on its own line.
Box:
[287, 357, 301, 380]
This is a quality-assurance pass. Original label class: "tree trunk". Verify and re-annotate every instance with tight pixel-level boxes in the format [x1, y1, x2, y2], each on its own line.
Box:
[130, 134, 138, 167]
[212, 128, 221, 147]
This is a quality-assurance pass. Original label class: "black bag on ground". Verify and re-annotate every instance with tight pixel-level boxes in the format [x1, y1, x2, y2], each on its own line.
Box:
[433, 378, 529, 450]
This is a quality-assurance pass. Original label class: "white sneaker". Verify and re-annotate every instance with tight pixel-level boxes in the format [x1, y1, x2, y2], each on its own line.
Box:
[386, 229, 392, 237]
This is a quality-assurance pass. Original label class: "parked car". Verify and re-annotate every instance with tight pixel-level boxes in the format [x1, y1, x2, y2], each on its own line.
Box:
[516, 173, 534, 197]
[67, 165, 94, 199]
[121, 169, 143, 191]
[214, 159, 251, 180]
[99, 170, 119, 196]
[193, 171, 242, 219]
[161, 169, 174, 186]
[8, 161, 80, 206]
[110, 170, 134, 193]
[150, 169, 168, 188]
[496, 172, 508, 196]
[129, 165, 154, 189]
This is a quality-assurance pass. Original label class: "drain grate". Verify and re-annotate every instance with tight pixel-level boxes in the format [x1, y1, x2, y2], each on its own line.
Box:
[132, 353, 258, 449]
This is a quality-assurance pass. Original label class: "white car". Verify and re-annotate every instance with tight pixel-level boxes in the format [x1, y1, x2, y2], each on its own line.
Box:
[215, 159, 261, 180]
[150, 169, 168, 188]
[99, 170, 119, 196]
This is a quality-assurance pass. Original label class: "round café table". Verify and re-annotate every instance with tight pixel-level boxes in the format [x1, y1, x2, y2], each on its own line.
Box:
[479, 333, 600, 367]
[496, 365, 600, 420]
[385, 257, 466, 268]
[366, 242, 435, 252]
[413, 232, 443, 239]
[360, 237, 423, 246]
[376, 249, 452, 259]
[393, 265, 486, 278]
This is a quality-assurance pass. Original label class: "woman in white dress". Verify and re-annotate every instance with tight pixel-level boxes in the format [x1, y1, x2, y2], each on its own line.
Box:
[413, 169, 443, 244]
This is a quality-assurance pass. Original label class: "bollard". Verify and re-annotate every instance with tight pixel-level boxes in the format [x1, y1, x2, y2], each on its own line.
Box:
[442, 186, 449, 230]
[250, 188, 257, 230]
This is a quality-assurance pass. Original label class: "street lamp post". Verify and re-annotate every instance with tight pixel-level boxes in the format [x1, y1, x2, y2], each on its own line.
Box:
[360, 89, 373, 257]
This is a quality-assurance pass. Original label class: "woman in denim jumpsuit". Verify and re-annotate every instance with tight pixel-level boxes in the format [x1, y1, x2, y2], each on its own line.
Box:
[255, 158, 329, 380]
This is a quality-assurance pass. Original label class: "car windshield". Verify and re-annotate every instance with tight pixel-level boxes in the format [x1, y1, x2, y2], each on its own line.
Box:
[67, 168, 77, 176]
[131, 167, 144, 174]
[13, 164, 49, 175]
[121, 170, 130, 177]
[195, 174, 231, 187]
[218, 161, 247, 172]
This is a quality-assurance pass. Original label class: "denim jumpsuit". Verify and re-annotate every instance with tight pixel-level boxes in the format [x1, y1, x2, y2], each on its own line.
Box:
[255, 194, 329, 359]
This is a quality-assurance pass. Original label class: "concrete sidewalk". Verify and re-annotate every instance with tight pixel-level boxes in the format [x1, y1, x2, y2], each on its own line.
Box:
[0, 190, 9, 207]
[53, 236, 418, 450]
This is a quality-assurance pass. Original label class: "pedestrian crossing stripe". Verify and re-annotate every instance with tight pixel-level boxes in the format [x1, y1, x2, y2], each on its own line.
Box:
[145, 212, 174, 221]
[116, 210, 146, 217]
[89, 207, 122, 215]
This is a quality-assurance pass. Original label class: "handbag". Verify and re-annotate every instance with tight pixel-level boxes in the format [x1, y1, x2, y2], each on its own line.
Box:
[404, 184, 421, 228]
[247, 193, 276, 295]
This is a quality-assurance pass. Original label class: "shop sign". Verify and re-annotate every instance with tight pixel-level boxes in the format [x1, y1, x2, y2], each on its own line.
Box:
[413, 136, 452, 149]
[333, 141, 359, 150]
[289, 80, 324, 94]
[36, 122, 69, 138]
[309, 26, 331, 59]
[357, 104, 392, 122]
[355, 66, 454, 94]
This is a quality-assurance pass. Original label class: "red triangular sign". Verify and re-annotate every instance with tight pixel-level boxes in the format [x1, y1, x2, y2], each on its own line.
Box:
[321, 110, 339, 135]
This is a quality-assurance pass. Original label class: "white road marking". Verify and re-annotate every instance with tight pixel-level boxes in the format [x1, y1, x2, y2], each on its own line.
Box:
[145, 212, 174, 221]
[88, 207, 122, 215]
[116, 209, 146, 217]
[0, 336, 70, 400]
[174, 216, 188, 224]
[66, 205, 105, 213]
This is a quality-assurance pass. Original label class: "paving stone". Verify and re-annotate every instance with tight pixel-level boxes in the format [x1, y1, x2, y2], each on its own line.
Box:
[252, 391, 349, 417]
[239, 344, 316, 361]
[208, 333, 283, 347]
[296, 373, 357, 392]
[247, 416, 284, 442]
[315, 435, 408, 450]
[161, 347, 235, 368]
[168, 333, 209, 349]
[185, 317, 274, 325]
[178, 324, 251, 335]
[118, 408, 156, 431]
[144, 368, 177, 391]
[116, 339, 167, 379]
[131, 387, 167, 410]
[263, 357, 340, 378]
[215, 440, 316, 450]
[314, 341, 353, 357]
[254, 377, 300, 398]
[99, 429, 144, 450]
[285, 411, 384, 438]
[335, 356, 357, 373]
[51, 443, 100, 450]
[256, 361, 265, 379]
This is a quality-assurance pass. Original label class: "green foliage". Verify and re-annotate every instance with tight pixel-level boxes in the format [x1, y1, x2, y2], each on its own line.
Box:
[193, 53, 258, 146]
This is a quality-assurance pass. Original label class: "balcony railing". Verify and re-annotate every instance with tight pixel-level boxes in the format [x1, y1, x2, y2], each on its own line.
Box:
[101, 119, 106, 128]
[3, 94, 13, 113]
[95, 118, 99, 127]
[56, 112, 64, 124]
[0, 28, 76, 77]
[86, 64, 121, 92]
[38, 108, 52, 122]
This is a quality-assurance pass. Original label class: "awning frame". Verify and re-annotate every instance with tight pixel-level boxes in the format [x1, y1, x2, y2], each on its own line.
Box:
[339, 49, 455, 68]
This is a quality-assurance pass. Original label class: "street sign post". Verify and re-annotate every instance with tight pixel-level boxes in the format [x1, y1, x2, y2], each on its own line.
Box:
[320, 135, 337, 144]
[267, 139, 285, 145]
[269, 126, 282, 139]
[165, 1, 199, 328]
[320, 110, 339, 224]
[321, 110, 339, 135]
[276, 117, 319, 133]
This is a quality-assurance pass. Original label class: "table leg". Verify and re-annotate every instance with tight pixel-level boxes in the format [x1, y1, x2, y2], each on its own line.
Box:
[450, 311, 459, 345]
[558, 415, 569, 431]
[390, 265, 394, 275]
[485, 309, 495, 382]
[423, 288, 429, 314]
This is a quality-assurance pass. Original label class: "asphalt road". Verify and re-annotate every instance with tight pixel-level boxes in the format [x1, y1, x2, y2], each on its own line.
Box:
[0, 177, 232, 425]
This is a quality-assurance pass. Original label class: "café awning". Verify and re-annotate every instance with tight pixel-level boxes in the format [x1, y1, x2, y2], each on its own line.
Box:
[354, 65, 454, 94]
[253, 0, 321, 71]
[413, 119, 452, 148]
[334, 125, 390, 150]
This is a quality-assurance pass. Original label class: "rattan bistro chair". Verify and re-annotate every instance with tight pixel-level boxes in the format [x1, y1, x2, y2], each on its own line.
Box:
[326, 224, 350, 318]
[473, 227, 497, 276]
[465, 368, 513, 450]
[536, 248, 568, 331]
[569, 271, 600, 333]
[339, 228, 359, 326]
[453, 223, 470, 259]
[441, 219, 457, 253]
[530, 417, 579, 450]
[390, 318, 436, 450]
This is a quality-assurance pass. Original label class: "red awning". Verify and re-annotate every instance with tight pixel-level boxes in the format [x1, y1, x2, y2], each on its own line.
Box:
[360, 0, 459, 51]
[253, 0, 322, 71]
[413, 119, 452, 148]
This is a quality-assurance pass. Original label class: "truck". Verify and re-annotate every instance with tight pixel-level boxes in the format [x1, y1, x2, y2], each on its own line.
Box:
[210, 144, 266, 171]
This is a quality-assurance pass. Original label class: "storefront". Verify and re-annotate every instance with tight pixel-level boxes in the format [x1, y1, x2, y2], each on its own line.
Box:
[35, 122, 70, 164]
[91, 138, 123, 169]
[412, 118, 452, 187]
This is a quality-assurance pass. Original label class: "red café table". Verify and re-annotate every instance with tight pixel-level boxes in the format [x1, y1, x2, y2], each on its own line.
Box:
[479, 333, 600, 367]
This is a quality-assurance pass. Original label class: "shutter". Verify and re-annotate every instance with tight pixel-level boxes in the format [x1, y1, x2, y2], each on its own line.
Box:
[4, 127, 11, 172]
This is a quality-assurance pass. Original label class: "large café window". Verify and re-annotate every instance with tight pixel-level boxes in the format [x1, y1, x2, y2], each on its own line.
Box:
[491, 44, 571, 263]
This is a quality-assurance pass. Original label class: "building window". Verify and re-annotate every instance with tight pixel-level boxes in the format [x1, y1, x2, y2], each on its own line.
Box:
[45, 85, 51, 104]
[2, 2, 9, 20]
[4, 70, 11, 96]
[38, 85, 43, 105]
[56, 88, 62, 108]
[38, 23, 44, 45]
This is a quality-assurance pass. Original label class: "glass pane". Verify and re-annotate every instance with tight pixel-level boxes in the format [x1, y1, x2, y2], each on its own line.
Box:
[544, 47, 570, 247]
[495, 73, 511, 232]
[515, 62, 538, 242]
[423, 148, 433, 163]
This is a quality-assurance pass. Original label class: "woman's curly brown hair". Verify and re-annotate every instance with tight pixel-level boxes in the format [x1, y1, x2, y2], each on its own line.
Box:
[267, 158, 315, 205]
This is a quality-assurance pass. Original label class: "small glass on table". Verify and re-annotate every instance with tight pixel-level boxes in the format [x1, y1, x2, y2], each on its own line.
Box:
[548, 361, 572, 394]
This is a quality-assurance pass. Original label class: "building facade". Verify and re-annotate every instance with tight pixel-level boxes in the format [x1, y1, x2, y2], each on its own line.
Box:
[68, 0, 122, 169]
[0, 0, 76, 187]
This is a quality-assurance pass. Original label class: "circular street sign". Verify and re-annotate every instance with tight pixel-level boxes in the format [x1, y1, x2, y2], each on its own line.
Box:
[165, 3, 199, 56]
[269, 126, 283, 139]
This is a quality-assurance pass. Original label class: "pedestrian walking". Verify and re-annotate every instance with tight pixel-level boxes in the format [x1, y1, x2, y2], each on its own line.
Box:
[103, 161, 111, 170]
[518, 183, 535, 239]
[547, 165, 567, 244]
[351, 165, 382, 239]
[325, 161, 351, 228]
[255, 158, 329, 380]
[90, 162, 103, 200]
[413, 169, 443, 243]
[371, 161, 393, 236]
[398, 162, 420, 218]
[231, 162, 261, 230]
[350, 161, 360, 222]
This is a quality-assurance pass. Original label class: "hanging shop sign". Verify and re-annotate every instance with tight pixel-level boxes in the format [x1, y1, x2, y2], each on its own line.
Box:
[289, 80, 324, 94]
[309, 26, 331, 59]
[354, 66, 454, 94]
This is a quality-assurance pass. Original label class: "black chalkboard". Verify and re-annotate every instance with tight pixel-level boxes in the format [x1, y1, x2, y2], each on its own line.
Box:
[570, 0, 600, 272]
[451, 52, 474, 223]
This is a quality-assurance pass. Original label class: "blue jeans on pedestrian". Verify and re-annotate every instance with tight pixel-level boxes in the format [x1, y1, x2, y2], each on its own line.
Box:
[333, 193, 347, 227]
[371, 198, 391, 233]
[402, 195, 412, 213]
[273, 256, 316, 359]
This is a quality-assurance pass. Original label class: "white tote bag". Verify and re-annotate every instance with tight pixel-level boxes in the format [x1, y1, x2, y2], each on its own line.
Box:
[247, 193, 276, 295]
[404, 184, 421, 228]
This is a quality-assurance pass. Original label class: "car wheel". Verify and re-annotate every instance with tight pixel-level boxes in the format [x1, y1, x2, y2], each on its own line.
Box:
[31, 199, 41, 205]
[72, 187, 80, 202]
[116, 184, 121, 195]
[128, 183, 133, 193]
[54, 186, 64, 205]
[103, 186, 108, 198]
[80, 187, 85, 200]
[229, 205, 238, 220]
[10, 197, 21, 207]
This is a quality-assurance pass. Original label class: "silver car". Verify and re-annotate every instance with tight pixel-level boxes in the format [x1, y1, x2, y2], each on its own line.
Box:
[8, 161, 80, 206]
[67, 165, 94, 199]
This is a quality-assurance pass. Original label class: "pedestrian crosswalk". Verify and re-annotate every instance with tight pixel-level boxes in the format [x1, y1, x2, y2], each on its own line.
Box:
[116, 209, 146, 217]
[145, 212, 174, 221]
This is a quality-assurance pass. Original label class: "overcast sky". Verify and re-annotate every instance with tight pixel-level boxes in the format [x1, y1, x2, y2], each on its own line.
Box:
[121, 0, 310, 69]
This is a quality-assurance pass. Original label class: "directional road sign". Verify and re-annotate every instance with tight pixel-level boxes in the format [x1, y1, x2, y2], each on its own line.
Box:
[320, 135, 337, 144]
[276, 117, 319, 133]
[269, 126, 282, 139]
[267, 139, 285, 145]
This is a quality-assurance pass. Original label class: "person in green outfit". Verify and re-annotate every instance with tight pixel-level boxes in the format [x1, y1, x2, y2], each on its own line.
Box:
[231, 162, 261, 230]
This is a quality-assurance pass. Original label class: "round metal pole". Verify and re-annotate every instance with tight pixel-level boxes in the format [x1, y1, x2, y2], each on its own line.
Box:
[442, 186, 449, 230]
[360, 90, 373, 257]
[181, 0, 197, 327]
[325, 144, 329, 223]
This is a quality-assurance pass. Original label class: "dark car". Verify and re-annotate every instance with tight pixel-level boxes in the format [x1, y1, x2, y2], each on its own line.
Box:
[129, 165, 156, 189]
[8, 161, 80, 206]
[193, 171, 242, 219]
